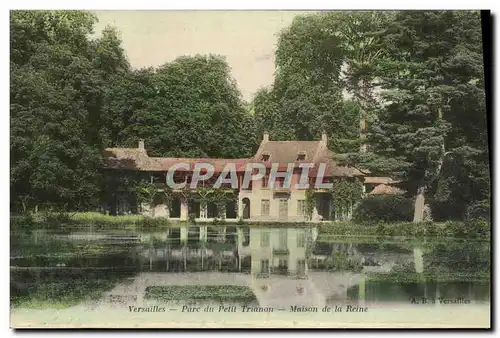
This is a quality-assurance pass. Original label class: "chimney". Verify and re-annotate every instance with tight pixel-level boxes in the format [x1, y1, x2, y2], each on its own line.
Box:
[321, 132, 328, 146]
[263, 132, 269, 142]
[138, 139, 145, 152]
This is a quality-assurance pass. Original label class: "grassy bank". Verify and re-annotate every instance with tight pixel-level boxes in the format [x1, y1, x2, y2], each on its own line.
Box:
[317, 220, 490, 240]
[10, 212, 490, 240]
[144, 285, 257, 304]
[10, 277, 123, 309]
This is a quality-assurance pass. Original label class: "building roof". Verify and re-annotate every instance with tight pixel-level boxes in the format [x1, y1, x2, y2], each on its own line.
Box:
[364, 177, 401, 184]
[251, 133, 364, 177]
[103, 133, 365, 177]
[103, 148, 249, 172]
[368, 184, 405, 195]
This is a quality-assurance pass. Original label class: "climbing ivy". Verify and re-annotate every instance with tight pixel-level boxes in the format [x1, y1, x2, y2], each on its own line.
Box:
[304, 179, 363, 221]
[134, 180, 158, 217]
[330, 179, 364, 220]
[187, 187, 238, 219]
[162, 186, 174, 210]
[305, 187, 316, 221]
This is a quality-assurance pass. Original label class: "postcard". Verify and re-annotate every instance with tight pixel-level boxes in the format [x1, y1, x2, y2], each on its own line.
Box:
[10, 9, 491, 329]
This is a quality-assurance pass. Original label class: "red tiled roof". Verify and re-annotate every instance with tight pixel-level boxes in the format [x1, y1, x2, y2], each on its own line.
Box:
[369, 184, 405, 195]
[364, 177, 401, 184]
[103, 137, 365, 177]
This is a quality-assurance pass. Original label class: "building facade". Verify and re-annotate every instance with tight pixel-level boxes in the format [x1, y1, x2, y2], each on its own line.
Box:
[102, 132, 371, 222]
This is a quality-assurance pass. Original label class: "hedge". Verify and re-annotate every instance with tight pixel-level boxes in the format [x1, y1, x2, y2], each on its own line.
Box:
[352, 195, 414, 224]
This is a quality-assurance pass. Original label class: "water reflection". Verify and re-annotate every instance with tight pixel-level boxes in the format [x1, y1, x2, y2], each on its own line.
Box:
[10, 226, 490, 308]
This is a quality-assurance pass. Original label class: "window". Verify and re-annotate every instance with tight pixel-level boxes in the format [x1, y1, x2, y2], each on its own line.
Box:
[261, 259, 269, 274]
[261, 199, 270, 216]
[360, 118, 367, 132]
[275, 177, 285, 188]
[278, 228, 287, 249]
[296, 151, 306, 161]
[261, 152, 270, 162]
[297, 231, 306, 248]
[262, 173, 269, 188]
[278, 259, 288, 274]
[297, 200, 306, 216]
[261, 230, 270, 248]
[297, 260, 306, 275]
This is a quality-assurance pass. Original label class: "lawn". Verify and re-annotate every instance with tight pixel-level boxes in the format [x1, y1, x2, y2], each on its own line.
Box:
[144, 285, 257, 304]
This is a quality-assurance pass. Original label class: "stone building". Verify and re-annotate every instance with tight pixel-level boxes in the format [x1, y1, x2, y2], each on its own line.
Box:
[102, 132, 367, 222]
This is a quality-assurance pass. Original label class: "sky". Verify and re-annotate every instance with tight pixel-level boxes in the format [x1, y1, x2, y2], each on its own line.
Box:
[93, 11, 311, 101]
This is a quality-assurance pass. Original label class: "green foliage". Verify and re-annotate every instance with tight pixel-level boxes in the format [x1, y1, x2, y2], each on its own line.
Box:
[10, 11, 256, 214]
[144, 285, 257, 303]
[330, 179, 364, 217]
[326, 252, 363, 272]
[135, 217, 171, 231]
[253, 14, 360, 152]
[465, 199, 490, 222]
[318, 220, 489, 240]
[353, 195, 414, 224]
[10, 10, 127, 212]
[134, 180, 157, 206]
[340, 11, 489, 221]
[118, 55, 257, 158]
[190, 188, 238, 219]
[305, 187, 316, 220]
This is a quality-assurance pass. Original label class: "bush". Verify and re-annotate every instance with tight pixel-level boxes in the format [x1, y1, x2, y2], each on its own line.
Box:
[11, 213, 36, 231]
[466, 200, 490, 222]
[353, 195, 413, 224]
[136, 217, 170, 230]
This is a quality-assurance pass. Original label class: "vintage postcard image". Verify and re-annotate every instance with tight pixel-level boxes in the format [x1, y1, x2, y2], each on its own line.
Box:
[10, 10, 491, 328]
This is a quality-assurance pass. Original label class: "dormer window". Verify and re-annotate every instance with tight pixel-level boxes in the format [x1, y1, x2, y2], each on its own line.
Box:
[296, 151, 306, 161]
[261, 152, 270, 162]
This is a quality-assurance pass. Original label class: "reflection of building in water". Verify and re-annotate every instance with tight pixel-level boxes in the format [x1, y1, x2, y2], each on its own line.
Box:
[107, 227, 453, 308]
[138, 226, 316, 277]
[237, 227, 313, 277]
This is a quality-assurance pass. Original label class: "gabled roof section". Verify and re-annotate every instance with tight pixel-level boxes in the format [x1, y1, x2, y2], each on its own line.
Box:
[103, 144, 249, 172]
[253, 140, 322, 164]
[103, 148, 151, 170]
[369, 184, 405, 195]
[103, 136, 365, 177]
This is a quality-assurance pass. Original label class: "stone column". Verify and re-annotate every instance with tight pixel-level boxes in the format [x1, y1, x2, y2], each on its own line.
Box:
[359, 276, 366, 303]
[180, 227, 188, 245]
[198, 205, 205, 219]
[237, 196, 244, 219]
[180, 197, 189, 220]
[199, 226, 207, 241]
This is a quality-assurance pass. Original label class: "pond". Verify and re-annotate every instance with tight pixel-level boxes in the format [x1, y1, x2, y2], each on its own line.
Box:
[10, 225, 490, 309]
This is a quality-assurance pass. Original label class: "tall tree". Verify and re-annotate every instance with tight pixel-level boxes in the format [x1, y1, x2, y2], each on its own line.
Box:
[253, 12, 360, 152]
[10, 11, 132, 212]
[11, 10, 104, 211]
[120, 55, 256, 158]
[345, 11, 489, 221]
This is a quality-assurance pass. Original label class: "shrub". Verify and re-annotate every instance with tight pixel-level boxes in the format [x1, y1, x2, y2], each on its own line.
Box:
[11, 214, 36, 231]
[353, 195, 413, 224]
[469, 219, 490, 238]
[466, 200, 490, 222]
[41, 211, 73, 225]
[136, 217, 170, 230]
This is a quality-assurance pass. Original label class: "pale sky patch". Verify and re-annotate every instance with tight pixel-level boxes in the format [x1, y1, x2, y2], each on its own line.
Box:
[93, 10, 312, 101]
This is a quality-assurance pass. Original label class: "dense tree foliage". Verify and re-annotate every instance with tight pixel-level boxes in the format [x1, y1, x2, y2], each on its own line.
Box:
[10, 10, 490, 222]
[258, 10, 489, 221]
[350, 11, 489, 221]
[253, 13, 361, 152]
[10, 11, 255, 213]
[11, 11, 106, 212]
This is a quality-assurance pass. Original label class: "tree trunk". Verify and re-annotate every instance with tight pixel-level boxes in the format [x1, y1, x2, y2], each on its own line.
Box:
[413, 185, 426, 223]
